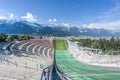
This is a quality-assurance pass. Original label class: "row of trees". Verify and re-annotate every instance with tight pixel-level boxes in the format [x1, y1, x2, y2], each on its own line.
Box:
[72, 37, 120, 52]
[0, 33, 32, 42]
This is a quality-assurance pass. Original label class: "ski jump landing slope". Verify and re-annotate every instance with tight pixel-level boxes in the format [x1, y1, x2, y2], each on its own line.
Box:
[54, 39, 120, 80]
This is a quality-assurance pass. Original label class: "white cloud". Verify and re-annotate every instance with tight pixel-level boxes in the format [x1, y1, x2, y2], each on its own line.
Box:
[21, 12, 37, 22]
[53, 18, 57, 22]
[0, 15, 7, 20]
[83, 23, 103, 29]
[97, 0, 120, 22]
[83, 20, 120, 31]
[62, 23, 70, 27]
[0, 13, 15, 20]
[84, 1, 120, 31]
[48, 18, 57, 22]
[48, 19, 52, 22]
[9, 13, 14, 18]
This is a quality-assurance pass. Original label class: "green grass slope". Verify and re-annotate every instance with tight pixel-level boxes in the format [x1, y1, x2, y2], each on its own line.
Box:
[54, 39, 67, 50]
[54, 39, 120, 80]
[56, 50, 120, 80]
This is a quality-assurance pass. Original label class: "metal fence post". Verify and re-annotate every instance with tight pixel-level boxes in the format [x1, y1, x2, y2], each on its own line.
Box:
[25, 62, 27, 68]
[0, 57, 2, 63]
[36, 64, 38, 70]
[15, 61, 17, 67]
[40, 64, 43, 69]
[7, 59, 9, 65]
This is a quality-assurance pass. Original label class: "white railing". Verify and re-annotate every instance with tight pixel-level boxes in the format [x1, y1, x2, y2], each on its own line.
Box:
[0, 55, 48, 70]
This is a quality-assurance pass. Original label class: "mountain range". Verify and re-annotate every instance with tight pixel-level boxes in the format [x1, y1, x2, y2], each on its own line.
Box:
[0, 20, 120, 37]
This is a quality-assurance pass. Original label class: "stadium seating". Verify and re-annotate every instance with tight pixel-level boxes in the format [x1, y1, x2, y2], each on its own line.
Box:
[67, 40, 120, 68]
[11, 39, 54, 65]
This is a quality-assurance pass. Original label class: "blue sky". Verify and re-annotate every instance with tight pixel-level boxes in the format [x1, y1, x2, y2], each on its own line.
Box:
[0, 0, 120, 30]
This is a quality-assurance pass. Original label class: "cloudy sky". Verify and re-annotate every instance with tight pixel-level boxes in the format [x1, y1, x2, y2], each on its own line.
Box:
[0, 0, 120, 30]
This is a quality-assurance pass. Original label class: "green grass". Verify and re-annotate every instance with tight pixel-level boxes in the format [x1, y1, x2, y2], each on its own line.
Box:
[54, 40, 120, 79]
[54, 39, 67, 50]
[55, 50, 120, 80]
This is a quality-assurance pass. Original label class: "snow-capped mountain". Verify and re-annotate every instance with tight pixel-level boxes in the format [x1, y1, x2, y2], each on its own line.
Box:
[0, 20, 120, 37]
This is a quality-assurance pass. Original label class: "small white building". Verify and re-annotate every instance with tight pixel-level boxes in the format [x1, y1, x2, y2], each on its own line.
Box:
[74, 41, 80, 47]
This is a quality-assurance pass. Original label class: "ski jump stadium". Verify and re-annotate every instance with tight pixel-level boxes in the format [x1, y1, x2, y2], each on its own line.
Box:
[0, 38, 120, 80]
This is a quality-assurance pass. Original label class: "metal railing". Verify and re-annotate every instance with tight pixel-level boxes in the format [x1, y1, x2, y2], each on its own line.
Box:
[40, 48, 70, 80]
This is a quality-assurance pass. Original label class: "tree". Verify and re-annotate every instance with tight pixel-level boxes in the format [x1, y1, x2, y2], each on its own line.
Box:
[6, 35, 19, 42]
[39, 36, 42, 39]
[0, 33, 7, 42]
[72, 37, 120, 55]
[110, 37, 115, 42]
[19, 35, 31, 40]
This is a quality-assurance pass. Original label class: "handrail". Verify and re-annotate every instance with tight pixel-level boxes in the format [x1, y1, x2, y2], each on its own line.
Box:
[40, 66, 51, 80]
[41, 39, 70, 80]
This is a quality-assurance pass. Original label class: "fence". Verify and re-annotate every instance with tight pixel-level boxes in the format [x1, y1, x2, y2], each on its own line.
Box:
[0, 55, 48, 70]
